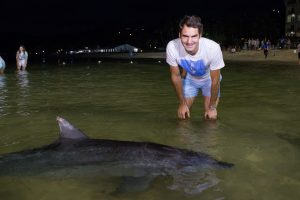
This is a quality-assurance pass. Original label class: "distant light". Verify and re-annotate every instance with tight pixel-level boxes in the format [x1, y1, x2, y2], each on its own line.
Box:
[42, 50, 45, 53]
[129, 33, 132, 36]
[35, 52, 38, 55]
[118, 32, 121, 34]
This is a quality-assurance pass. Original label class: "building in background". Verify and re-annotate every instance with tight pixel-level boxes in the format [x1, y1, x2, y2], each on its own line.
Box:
[285, 0, 300, 37]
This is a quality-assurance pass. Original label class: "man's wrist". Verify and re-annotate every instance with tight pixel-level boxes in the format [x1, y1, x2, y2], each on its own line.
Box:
[209, 105, 217, 110]
[179, 100, 189, 109]
[179, 99, 187, 105]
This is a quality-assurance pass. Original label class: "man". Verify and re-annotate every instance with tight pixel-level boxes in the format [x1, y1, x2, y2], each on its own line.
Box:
[166, 15, 225, 120]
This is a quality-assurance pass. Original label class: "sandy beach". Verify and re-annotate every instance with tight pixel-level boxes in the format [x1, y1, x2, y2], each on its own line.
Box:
[222, 49, 298, 63]
[85, 49, 299, 64]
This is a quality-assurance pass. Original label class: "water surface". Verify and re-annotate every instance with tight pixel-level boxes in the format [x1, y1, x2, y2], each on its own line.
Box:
[0, 60, 299, 200]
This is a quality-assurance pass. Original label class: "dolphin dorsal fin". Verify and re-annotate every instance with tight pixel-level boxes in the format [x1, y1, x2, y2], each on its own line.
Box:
[56, 116, 89, 140]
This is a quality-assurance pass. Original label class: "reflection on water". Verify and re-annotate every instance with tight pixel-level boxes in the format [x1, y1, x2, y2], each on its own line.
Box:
[0, 75, 7, 116]
[16, 70, 30, 116]
[16, 70, 29, 88]
[169, 171, 219, 195]
[176, 120, 219, 152]
[173, 120, 225, 195]
[0, 75, 6, 88]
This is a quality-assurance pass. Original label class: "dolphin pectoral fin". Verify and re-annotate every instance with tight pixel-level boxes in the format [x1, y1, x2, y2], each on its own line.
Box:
[113, 176, 156, 194]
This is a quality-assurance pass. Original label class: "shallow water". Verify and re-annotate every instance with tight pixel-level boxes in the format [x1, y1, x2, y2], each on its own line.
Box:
[0, 60, 299, 199]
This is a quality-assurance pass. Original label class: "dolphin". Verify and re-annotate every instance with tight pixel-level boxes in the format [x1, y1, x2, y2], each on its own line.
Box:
[0, 116, 233, 194]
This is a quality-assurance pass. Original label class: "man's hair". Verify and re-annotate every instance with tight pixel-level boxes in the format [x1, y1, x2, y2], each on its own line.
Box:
[179, 15, 203, 34]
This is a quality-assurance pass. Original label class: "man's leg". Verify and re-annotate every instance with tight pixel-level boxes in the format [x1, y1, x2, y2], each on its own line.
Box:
[183, 78, 198, 111]
[185, 97, 196, 109]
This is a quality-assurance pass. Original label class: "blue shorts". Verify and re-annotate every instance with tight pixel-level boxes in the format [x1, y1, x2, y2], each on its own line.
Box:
[183, 77, 221, 98]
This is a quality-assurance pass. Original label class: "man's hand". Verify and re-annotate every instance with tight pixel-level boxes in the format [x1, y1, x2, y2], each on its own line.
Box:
[204, 108, 217, 120]
[178, 103, 190, 119]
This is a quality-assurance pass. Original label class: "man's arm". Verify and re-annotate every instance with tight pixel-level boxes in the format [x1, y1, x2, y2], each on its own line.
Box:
[170, 66, 190, 119]
[205, 69, 220, 120]
[209, 69, 220, 108]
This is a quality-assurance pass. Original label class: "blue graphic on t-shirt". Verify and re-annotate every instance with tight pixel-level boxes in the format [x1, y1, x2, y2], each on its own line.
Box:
[179, 59, 207, 76]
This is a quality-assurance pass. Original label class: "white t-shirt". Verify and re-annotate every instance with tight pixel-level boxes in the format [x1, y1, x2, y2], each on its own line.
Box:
[166, 37, 225, 81]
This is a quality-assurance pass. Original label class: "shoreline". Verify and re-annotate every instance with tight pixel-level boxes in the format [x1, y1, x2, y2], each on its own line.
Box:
[77, 49, 299, 64]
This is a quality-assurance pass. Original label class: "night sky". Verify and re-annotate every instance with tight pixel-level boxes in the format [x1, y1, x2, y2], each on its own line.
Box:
[0, 0, 285, 54]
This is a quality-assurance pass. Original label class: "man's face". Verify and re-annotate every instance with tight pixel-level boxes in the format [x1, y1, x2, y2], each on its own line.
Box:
[179, 25, 200, 55]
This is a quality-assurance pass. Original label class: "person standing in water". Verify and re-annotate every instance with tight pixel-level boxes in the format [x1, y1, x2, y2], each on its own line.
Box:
[297, 42, 300, 65]
[0, 55, 5, 74]
[166, 15, 225, 120]
[16, 45, 28, 71]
